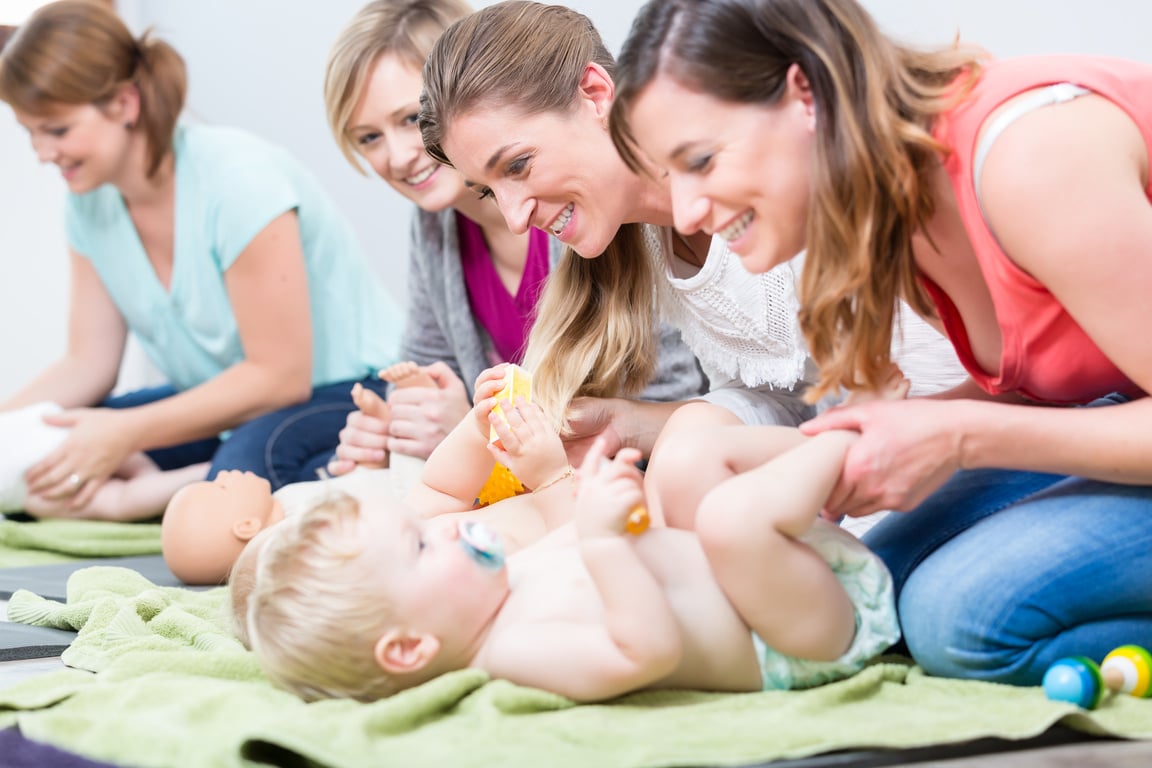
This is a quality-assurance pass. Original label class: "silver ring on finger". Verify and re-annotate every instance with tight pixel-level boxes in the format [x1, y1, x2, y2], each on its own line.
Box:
[68, 473, 83, 487]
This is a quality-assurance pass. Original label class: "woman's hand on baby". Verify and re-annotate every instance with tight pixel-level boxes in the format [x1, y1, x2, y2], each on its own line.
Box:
[487, 396, 569, 490]
[574, 437, 645, 540]
[328, 385, 391, 475]
[385, 362, 469, 460]
[25, 407, 135, 508]
[800, 397, 966, 518]
[561, 397, 625, 466]
[841, 363, 911, 407]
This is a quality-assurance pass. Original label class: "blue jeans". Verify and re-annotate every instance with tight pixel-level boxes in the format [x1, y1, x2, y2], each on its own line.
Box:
[865, 464, 1152, 686]
[105, 377, 387, 490]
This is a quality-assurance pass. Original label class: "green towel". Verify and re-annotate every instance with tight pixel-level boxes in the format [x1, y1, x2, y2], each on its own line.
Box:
[1, 566, 1149, 768]
[0, 518, 162, 568]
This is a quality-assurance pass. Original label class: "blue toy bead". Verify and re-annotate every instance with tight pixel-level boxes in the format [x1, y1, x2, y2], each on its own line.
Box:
[1043, 656, 1104, 709]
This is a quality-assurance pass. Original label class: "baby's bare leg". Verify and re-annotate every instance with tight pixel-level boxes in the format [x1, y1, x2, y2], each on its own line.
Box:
[695, 432, 858, 662]
[647, 424, 807, 530]
[379, 361, 436, 389]
[643, 401, 741, 526]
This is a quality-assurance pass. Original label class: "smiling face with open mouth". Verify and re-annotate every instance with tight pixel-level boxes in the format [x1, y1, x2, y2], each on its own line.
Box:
[347, 53, 468, 213]
[440, 97, 644, 259]
[624, 66, 818, 275]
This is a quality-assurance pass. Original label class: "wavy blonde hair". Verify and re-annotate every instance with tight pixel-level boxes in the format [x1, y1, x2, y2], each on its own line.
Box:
[420, 1, 659, 426]
[245, 493, 400, 702]
[612, 0, 985, 400]
[0, 0, 187, 179]
[324, 0, 471, 173]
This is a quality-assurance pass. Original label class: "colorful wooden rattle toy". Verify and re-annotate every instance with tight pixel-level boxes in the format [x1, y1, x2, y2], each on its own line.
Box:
[1042, 644, 1152, 709]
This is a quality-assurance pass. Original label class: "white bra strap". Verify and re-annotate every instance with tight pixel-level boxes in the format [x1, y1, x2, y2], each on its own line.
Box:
[972, 82, 1091, 218]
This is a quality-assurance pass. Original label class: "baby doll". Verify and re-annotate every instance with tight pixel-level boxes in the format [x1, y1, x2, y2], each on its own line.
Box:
[161, 470, 287, 585]
[0, 402, 207, 520]
[244, 424, 899, 703]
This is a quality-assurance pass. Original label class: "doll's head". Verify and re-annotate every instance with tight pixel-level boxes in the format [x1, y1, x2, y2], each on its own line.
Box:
[161, 470, 286, 586]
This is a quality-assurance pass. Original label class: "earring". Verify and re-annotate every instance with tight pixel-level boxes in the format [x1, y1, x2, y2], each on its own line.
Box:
[125, 120, 135, 130]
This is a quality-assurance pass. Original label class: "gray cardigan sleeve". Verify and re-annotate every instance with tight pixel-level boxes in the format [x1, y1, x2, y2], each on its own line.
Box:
[641, 322, 709, 402]
[399, 210, 705, 403]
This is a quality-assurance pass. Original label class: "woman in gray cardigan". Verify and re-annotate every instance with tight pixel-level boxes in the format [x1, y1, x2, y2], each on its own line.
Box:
[321, 0, 705, 471]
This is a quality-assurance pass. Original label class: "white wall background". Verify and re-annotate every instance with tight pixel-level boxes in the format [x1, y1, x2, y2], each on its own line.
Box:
[3, 0, 1151, 399]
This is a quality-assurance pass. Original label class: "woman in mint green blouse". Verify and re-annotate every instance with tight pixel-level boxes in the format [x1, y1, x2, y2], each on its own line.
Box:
[0, 1, 401, 515]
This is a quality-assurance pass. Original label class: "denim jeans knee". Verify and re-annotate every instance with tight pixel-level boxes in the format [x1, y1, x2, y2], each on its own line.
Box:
[210, 377, 387, 489]
[897, 476, 1152, 685]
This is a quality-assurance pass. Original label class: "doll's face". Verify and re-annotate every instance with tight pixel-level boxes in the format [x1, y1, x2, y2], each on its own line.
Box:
[162, 470, 285, 585]
[197, 470, 283, 528]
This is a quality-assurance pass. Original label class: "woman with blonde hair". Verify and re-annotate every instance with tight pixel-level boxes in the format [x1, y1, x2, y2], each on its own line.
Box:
[0, 1, 402, 506]
[321, 0, 704, 475]
[418, 1, 960, 520]
[610, 0, 1152, 684]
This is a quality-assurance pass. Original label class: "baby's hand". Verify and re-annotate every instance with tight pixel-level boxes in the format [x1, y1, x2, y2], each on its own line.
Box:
[488, 397, 569, 490]
[470, 365, 512, 438]
[574, 438, 645, 540]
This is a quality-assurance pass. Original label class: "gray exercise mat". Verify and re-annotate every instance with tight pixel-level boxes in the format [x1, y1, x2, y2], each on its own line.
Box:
[0, 622, 75, 661]
[0, 554, 206, 602]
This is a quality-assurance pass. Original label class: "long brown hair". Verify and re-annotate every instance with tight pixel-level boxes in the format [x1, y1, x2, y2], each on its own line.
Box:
[324, 0, 472, 173]
[0, 0, 186, 178]
[611, 0, 984, 400]
[420, 1, 659, 423]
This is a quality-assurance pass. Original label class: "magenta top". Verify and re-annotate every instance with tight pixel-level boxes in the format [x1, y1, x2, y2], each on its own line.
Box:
[458, 212, 551, 364]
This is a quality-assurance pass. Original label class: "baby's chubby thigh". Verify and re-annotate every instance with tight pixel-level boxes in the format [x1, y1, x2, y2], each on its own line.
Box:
[757, 523, 900, 690]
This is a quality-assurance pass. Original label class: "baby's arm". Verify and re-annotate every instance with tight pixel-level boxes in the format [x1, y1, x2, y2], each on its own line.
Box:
[485, 439, 682, 701]
[697, 431, 859, 661]
[403, 367, 508, 516]
[487, 396, 574, 529]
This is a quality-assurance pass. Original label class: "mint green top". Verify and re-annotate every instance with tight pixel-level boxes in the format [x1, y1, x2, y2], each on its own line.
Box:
[65, 123, 400, 391]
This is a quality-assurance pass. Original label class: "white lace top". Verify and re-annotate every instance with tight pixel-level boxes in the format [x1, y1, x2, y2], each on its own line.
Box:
[645, 227, 967, 398]
[648, 228, 813, 391]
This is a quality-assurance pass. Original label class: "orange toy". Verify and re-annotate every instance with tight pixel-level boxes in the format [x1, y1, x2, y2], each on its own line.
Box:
[477, 365, 533, 506]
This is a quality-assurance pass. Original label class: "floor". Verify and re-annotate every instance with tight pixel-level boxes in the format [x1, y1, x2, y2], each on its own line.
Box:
[0, 598, 69, 690]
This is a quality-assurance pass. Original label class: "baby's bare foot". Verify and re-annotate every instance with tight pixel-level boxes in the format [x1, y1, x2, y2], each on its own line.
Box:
[348, 383, 390, 470]
[351, 382, 390, 420]
[379, 361, 436, 389]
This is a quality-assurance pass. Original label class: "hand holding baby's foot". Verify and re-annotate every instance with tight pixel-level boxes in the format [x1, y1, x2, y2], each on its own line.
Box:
[379, 361, 436, 389]
[328, 383, 392, 474]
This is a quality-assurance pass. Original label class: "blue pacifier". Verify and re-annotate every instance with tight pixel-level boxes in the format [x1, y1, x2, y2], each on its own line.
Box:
[458, 520, 506, 570]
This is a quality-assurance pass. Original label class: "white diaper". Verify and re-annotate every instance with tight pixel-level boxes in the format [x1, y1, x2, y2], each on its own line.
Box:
[0, 402, 70, 513]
